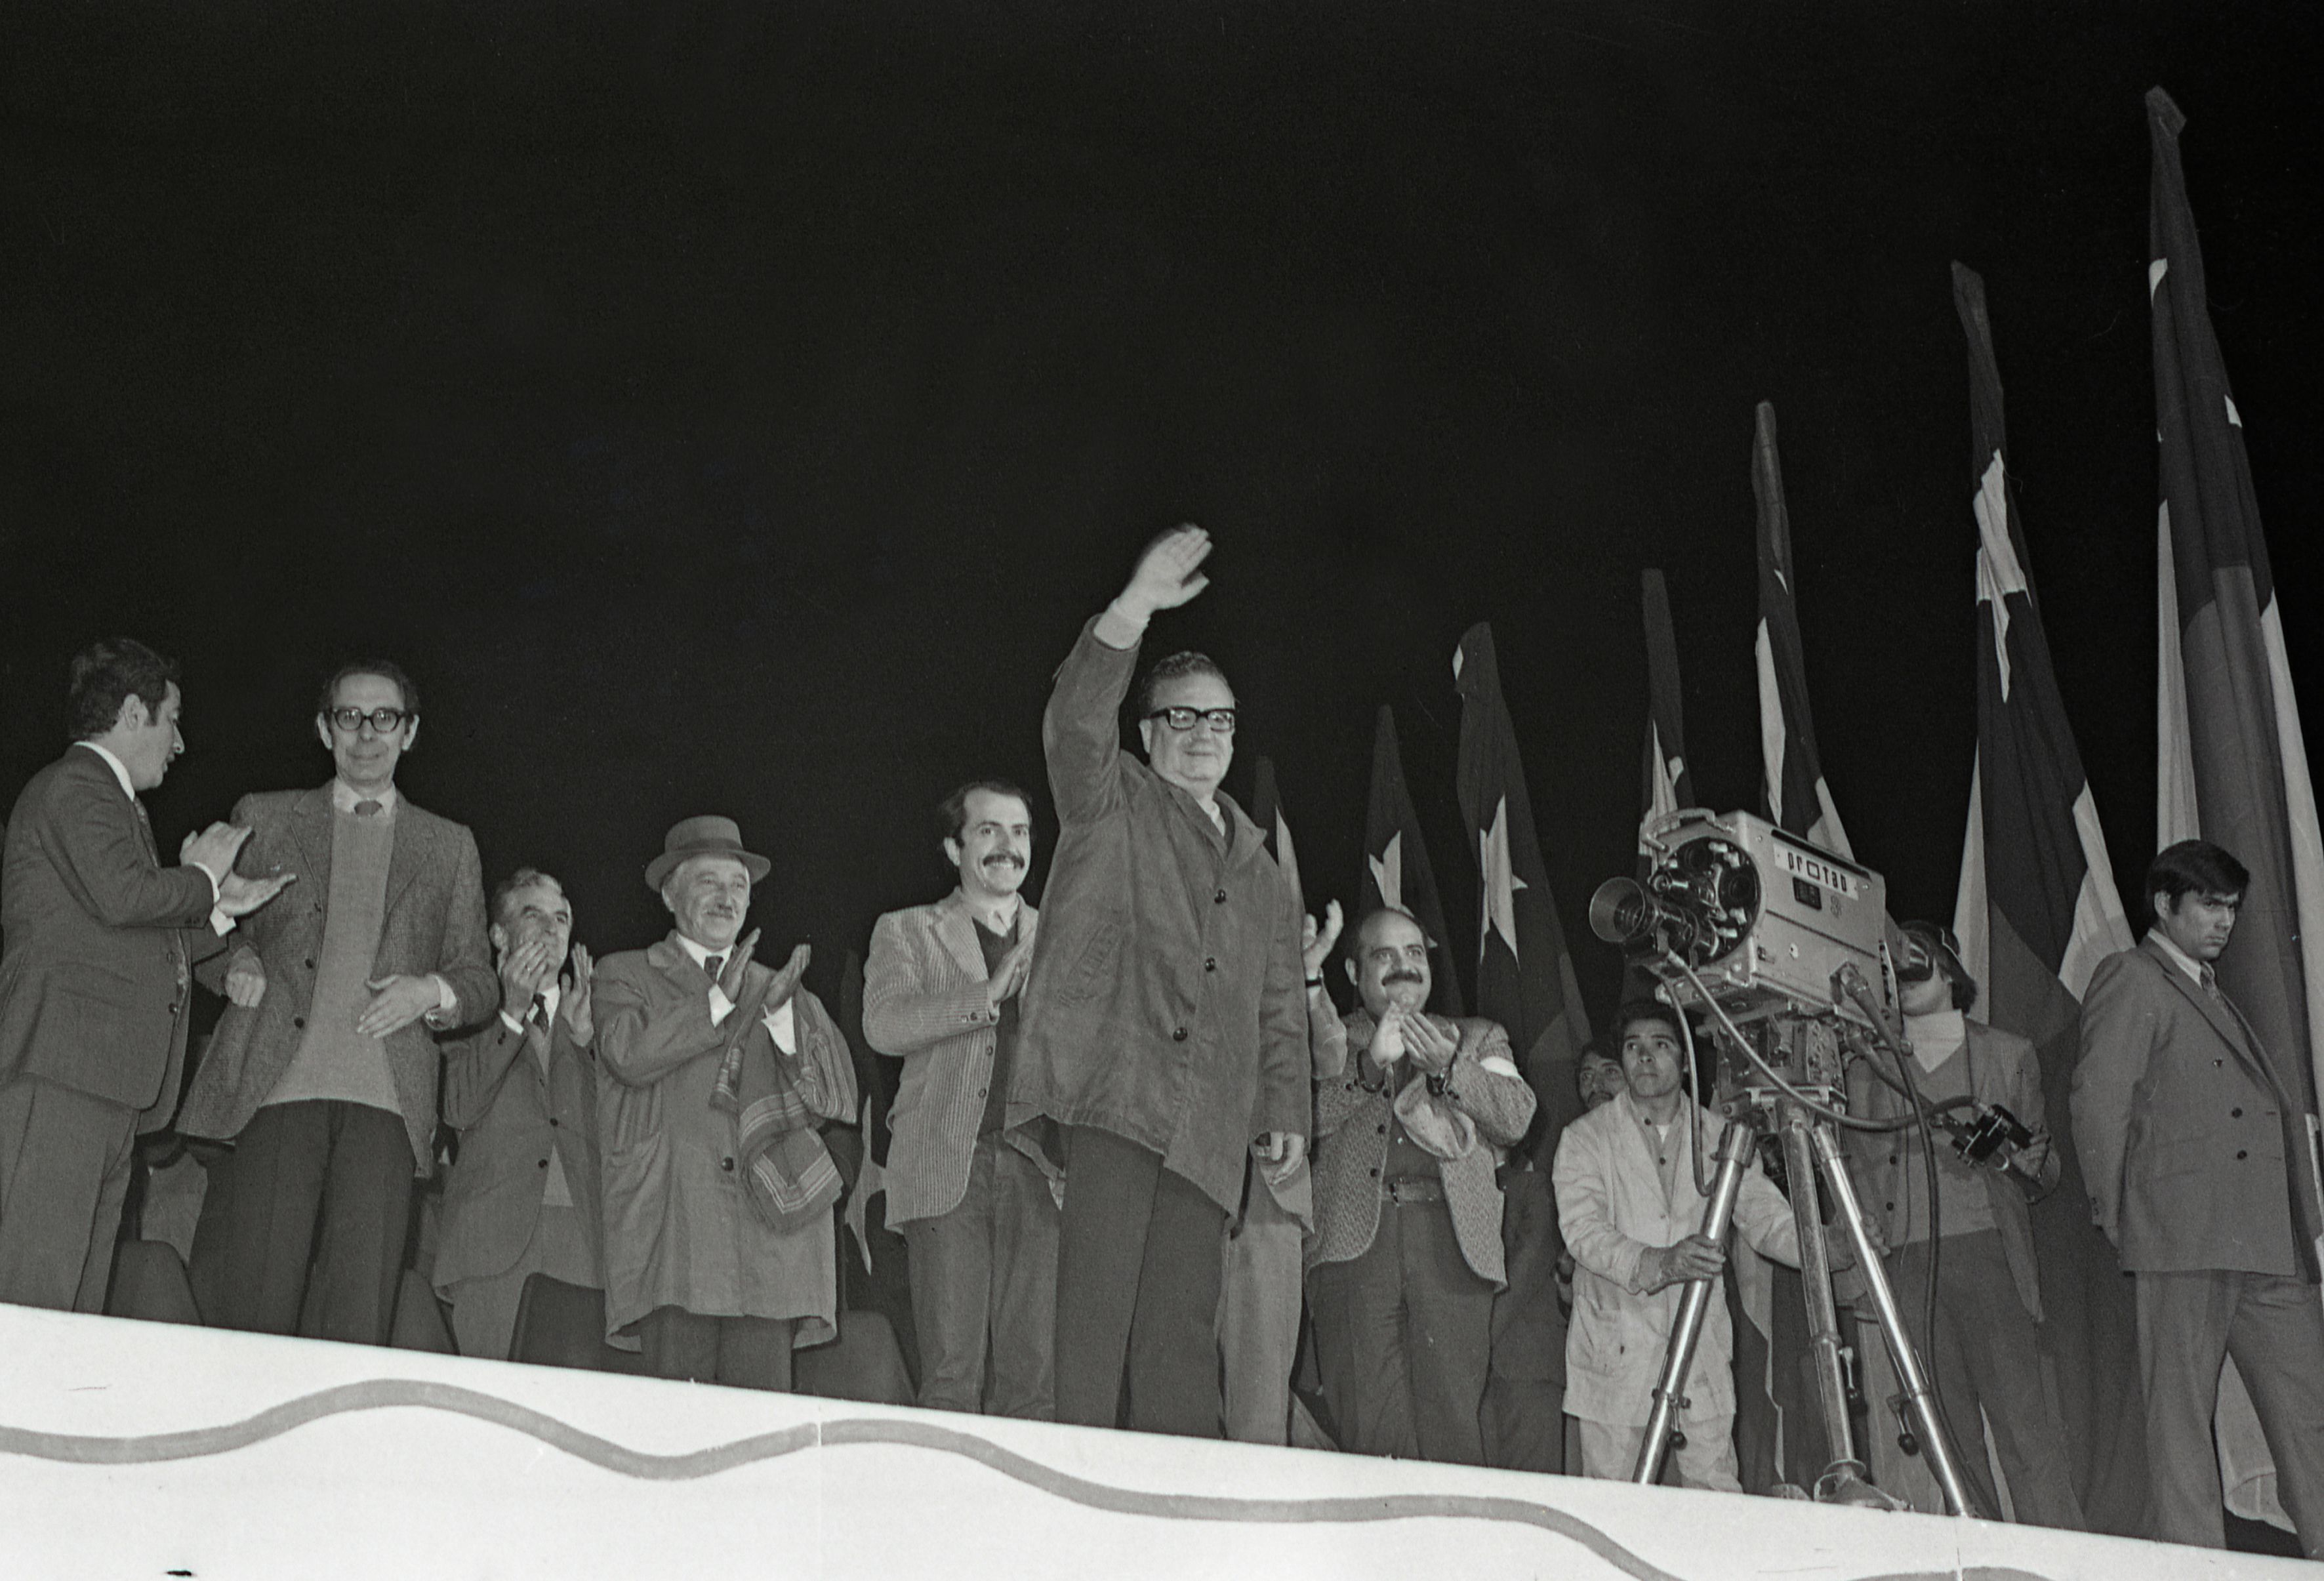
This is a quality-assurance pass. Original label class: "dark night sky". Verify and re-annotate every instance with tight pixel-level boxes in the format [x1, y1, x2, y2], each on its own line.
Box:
[4, 2, 2320, 1029]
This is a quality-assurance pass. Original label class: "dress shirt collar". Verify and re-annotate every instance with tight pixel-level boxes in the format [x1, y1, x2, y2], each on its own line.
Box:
[2149, 928, 2207, 985]
[331, 778, 399, 817]
[76, 740, 138, 802]
[673, 932, 724, 970]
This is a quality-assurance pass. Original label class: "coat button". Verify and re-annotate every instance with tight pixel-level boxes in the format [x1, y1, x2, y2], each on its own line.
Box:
[721, 1157, 736, 1172]
[548, 1118, 559, 1128]
[1205, 958, 1217, 972]
[305, 958, 316, 970]
[1376, 1124, 1387, 1135]
[1884, 1202, 1895, 1212]
[2232, 1107, 2243, 1118]
[537, 1159, 548, 1169]
[1368, 1167, 1379, 1178]
[1172, 1027, 1188, 1042]
[2236, 1150, 2249, 1160]
[1214, 888, 1227, 904]
[293, 1017, 306, 1029]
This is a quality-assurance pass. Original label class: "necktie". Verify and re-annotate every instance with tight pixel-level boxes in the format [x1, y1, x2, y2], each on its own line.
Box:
[2201, 964, 2224, 1004]
[131, 800, 157, 863]
[704, 955, 726, 989]
[354, 800, 384, 817]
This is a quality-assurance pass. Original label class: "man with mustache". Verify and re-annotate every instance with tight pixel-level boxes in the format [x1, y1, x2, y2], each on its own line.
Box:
[2073, 839, 2324, 1556]
[1008, 525, 1310, 1439]
[864, 780, 1055, 1418]
[1306, 907, 1536, 1463]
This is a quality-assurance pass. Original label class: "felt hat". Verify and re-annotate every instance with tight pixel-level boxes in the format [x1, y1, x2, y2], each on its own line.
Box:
[644, 815, 771, 892]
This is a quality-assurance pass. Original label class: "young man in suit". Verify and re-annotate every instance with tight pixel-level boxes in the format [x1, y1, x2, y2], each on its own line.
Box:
[0, 638, 292, 1311]
[594, 817, 856, 1390]
[434, 869, 602, 1362]
[2072, 839, 2324, 1556]
[863, 780, 1053, 1418]
[180, 661, 498, 1346]
[1306, 907, 1535, 1464]
[1008, 526, 1310, 1439]
[1845, 921, 2084, 1529]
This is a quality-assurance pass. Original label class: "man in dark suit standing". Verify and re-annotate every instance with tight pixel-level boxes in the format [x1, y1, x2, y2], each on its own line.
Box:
[179, 661, 498, 1346]
[434, 868, 601, 1361]
[0, 638, 292, 1311]
[2072, 838, 2324, 1556]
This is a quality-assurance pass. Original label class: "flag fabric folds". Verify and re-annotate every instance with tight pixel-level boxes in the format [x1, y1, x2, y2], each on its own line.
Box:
[1250, 755, 1305, 914]
[1640, 568, 1696, 830]
[1453, 622, 1588, 1475]
[1753, 401, 1852, 859]
[2148, 85, 2324, 1531]
[1358, 705, 1465, 1017]
[1947, 258, 2146, 1535]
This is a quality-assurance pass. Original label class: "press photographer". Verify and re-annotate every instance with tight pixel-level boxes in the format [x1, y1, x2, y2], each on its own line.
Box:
[1842, 921, 2083, 1529]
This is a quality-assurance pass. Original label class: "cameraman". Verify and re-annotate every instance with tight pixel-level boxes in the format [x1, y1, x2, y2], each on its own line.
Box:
[1845, 922, 2083, 1529]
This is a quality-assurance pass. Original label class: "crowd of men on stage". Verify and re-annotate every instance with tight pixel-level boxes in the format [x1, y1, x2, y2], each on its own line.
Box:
[1, 526, 2319, 1557]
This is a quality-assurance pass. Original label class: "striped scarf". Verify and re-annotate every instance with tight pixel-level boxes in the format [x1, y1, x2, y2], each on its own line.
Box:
[710, 947, 852, 1229]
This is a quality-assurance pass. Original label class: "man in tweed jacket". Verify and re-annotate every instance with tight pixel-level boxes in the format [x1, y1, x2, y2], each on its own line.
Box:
[1307, 907, 1535, 1464]
[864, 779, 1054, 1418]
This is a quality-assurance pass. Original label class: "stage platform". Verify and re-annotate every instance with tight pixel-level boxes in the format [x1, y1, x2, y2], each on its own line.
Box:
[0, 1305, 2304, 1579]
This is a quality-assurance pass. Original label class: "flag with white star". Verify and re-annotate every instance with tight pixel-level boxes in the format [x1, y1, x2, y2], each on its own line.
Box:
[1357, 705, 1464, 1016]
[1948, 258, 2144, 1534]
[1752, 400, 1851, 857]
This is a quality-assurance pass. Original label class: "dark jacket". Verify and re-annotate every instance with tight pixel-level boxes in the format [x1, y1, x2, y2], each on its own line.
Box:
[2071, 935, 2323, 1281]
[178, 783, 498, 1172]
[0, 746, 225, 1128]
[1007, 618, 1309, 1216]
[434, 1004, 603, 1294]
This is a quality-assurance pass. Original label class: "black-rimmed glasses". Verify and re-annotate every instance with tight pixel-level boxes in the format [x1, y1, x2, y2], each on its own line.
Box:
[325, 707, 413, 733]
[1145, 707, 1236, 734]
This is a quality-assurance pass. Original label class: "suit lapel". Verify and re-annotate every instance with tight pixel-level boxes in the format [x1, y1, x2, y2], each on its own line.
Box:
[931, 890, 990, 981]
[382, 798, 430, 917]
[293, 785, 336, 894]
[2142, 937, 2279, 1093]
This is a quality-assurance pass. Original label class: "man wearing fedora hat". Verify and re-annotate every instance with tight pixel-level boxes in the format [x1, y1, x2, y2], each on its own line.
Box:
[593, 815, 857, 1390]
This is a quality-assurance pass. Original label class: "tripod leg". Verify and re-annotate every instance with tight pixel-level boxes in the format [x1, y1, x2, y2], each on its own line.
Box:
[1778, 1109, 1858, 1483]
[1631, 1120, 1754, 1485]
[1806, 1120, 1985, 1518]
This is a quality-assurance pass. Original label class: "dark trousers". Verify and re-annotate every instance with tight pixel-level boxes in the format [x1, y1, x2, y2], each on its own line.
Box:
[1309, 1195, 1495, 1464]
[190, 1099, 414, 1345]
[2136, 1267, 2324, 1557]
[1481, 1164, 1566, 1473]
[901, 1134, 1058, 1418]
[1053, 1125, 1226, 1438]
[1886, 1231, 2087, 1530]
[0, 1076, 137, 1313]
[639, 1305, 796, 1391]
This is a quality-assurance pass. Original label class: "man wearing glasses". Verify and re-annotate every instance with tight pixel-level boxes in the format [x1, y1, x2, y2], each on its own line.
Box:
[181, 661, 497, 1346]
[1007, 526, 1311, 1439]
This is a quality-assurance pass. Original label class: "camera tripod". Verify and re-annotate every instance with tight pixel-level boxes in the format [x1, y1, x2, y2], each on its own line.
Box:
[1628, 966, 1983, 1517]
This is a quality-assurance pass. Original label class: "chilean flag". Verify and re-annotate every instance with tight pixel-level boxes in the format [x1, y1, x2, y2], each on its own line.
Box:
[1947, 259, 2145, 1534]
[1753, 400, 1851, 859]
[1357, 705, 1465, 1016]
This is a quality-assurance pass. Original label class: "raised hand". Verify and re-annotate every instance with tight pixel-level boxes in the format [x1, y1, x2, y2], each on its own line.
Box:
[564, 943, 595, 1045]
[718, 929, 762, 1002]
[760, 941, 812, 1014]
[182, 822, 253, 885]
[1118, 525, 1213, 619]
[987, 931, 1038, 1010]
[216, 870, 295, 919]
[1402, 1008, 1457, 1075]
[1301, 899, 1344, 981]
[358, 974, 445, 1039]
[224, 948, 267, 1009]
[498, 932, 560, 1009]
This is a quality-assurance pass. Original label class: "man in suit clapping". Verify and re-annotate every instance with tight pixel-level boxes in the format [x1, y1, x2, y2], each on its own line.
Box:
[0, 638, 292, 1312]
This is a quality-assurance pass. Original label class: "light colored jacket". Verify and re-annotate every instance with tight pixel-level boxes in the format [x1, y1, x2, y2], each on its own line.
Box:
[2071, 935, 2322, 1280]
[1008, 618, 1309, 1216]
[594, 935, 856, 1346]
[1553, 1091, 1799, 1427]
[180, 783, 497, 1173]
[864, 888, 1040, 1228]
[1308, 1005, 1534, 1285]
